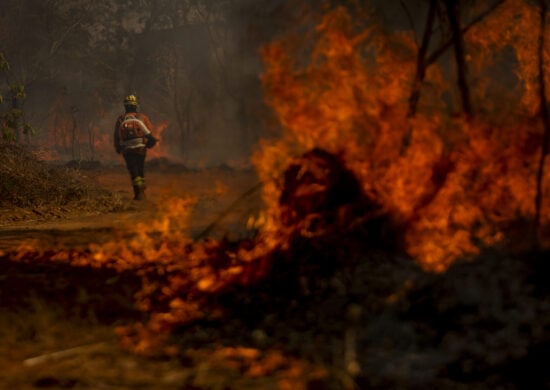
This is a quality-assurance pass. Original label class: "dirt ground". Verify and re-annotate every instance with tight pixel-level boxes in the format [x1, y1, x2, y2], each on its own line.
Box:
[1, 164, 549, 389]
[0, 166, 302, 390]
[0, 166, 262, 250]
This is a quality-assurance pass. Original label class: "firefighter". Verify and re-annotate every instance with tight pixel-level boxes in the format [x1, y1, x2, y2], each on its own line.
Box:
[114, 94, 157, 200]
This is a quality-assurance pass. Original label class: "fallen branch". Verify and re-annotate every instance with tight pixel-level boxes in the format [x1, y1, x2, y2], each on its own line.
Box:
[194, 182, 263, 241]
[23, 342, 108, 367]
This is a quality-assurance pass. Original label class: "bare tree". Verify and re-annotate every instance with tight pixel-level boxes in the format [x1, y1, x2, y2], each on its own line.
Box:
[69, 105, 80, 161]
[425, 0, 506, 66]
[443, 0, 472, 116]
[408, 0, 437, 118]
[404, 0, 505, 125]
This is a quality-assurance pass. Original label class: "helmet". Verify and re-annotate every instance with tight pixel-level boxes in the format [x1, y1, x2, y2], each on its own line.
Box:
[124, 94, 138, 107]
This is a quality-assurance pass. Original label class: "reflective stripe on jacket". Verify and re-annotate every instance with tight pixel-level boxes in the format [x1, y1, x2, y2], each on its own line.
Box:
[114, 112, 154, 153]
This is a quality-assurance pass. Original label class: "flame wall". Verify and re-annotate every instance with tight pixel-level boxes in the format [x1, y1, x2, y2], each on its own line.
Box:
[254, 3, 550, 271]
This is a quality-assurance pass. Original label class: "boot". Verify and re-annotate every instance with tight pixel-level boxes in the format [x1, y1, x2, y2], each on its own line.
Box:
[132, 176, 146, 200]
[133, 185, 144, 200]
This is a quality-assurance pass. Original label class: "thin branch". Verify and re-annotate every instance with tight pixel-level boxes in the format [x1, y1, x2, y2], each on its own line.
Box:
[444, 0, 472, 116]
[535, 0, 550, 242]
[194, 182, 263, 241]
[426, 0, 506, 66]
[399, 0, 419, 45]
[48, 20, 83, 57]
[23, 342, 108, 367]
[408, 0, 437, 118]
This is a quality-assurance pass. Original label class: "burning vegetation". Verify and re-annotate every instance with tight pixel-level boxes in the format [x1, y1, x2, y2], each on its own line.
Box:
[2, 0, 550, 388]
[256, 2, 550, 271]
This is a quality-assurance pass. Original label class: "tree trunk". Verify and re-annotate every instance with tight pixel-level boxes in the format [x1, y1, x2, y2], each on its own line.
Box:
[87, 122, 95, 161]
[535, 0, 550, 244]
[443, 0, 472, 116]
[185, 93, 193, 159]
[408, 0, 437, 118]
[70, 107, 78, 161]
[426, 0, 506, 67]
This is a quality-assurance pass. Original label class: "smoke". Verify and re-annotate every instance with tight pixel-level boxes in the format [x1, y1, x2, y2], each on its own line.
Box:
[0, 0, 283, 166]
[3, 0, 512, 167]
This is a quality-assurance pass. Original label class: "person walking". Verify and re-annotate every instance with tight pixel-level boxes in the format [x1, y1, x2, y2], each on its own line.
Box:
[114, 94, 157, 200]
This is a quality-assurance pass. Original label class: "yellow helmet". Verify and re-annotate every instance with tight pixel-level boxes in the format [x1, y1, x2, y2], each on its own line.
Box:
[124, 94, 138, 106]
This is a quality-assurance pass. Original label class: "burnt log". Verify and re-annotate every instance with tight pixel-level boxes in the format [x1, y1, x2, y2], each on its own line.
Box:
[279, 148, 394, 244]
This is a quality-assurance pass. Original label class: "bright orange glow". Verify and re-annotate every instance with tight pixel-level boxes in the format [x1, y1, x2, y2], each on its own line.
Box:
[255, 4, 550, 271]
[146, 121, 169, 160]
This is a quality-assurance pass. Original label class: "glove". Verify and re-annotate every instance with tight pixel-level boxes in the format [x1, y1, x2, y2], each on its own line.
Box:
[145, 135, 157, 148]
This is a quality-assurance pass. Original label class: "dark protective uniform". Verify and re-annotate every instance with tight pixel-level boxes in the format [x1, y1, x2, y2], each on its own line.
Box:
[114, 109, 157, 200]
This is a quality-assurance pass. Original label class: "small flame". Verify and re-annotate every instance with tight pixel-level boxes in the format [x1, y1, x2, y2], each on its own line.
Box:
[146, 121, 169, 160]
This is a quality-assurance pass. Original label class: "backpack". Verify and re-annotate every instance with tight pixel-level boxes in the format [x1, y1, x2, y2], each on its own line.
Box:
[119, 114, 150, 142]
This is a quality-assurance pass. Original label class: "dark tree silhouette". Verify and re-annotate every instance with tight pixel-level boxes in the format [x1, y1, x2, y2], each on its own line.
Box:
[443, 0, 472, 116]
[408, 0, 437, 118]
[535, 0, 550, 243]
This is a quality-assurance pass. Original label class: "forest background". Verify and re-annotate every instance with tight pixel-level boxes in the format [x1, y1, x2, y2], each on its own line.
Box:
[0, 0, 473, 167]
[0, 0, 299, 166]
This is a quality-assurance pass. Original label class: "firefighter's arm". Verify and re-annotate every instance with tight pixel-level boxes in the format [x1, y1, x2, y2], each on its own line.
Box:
[141, 114, 157, 148]
[141, 115, 154, 134]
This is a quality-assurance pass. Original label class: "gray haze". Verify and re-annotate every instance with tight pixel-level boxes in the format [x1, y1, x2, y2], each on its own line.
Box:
[0, 0, 507, 166]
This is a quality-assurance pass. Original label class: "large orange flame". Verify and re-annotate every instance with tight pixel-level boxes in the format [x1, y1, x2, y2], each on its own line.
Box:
[254, 4, 550, 272]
